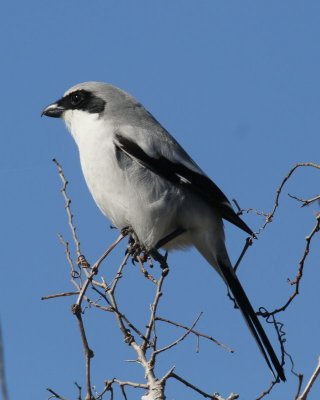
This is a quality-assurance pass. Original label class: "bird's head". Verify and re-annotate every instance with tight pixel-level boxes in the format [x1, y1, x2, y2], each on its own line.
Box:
[42, 82, 140, 139]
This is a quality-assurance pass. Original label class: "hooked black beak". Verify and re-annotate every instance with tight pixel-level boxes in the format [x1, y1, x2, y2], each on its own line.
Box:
[41, 102, 65, 118]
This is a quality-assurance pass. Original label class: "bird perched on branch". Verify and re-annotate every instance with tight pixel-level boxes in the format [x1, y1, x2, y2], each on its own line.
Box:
[42, 81, 285, 381]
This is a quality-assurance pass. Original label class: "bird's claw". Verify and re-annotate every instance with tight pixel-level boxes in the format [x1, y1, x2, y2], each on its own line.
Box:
[126, 237, 148, 264]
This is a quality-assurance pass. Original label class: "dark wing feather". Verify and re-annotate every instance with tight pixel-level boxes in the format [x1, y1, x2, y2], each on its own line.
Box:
[114, 133, 253, 236]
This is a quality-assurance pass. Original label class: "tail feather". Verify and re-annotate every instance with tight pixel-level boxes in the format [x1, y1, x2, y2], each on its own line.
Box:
[217, 258, 286, 382]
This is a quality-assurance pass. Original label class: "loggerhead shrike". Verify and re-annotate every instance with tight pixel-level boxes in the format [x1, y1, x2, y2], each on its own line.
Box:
[42, 82, 285, 381]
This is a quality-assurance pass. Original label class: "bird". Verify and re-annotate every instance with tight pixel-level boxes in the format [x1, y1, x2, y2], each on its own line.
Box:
[42, 81, 285, 381]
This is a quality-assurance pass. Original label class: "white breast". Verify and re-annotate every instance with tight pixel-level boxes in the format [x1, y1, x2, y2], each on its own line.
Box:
[63, 109, 183, 249]
[64, 110, 130, 227]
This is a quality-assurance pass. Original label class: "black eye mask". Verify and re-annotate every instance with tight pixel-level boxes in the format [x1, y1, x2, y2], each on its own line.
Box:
[57, 90, 106, 114]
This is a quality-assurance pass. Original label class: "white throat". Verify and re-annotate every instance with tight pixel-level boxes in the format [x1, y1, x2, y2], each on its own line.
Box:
[63, 109, 110, 147]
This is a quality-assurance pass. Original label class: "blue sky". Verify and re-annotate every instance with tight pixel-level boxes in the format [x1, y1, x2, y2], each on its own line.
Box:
[1, 1, 320, 399]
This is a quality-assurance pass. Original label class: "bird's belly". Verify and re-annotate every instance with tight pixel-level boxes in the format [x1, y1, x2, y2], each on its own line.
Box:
[80, 151, 130, 228]
[79, 143, 182, 248]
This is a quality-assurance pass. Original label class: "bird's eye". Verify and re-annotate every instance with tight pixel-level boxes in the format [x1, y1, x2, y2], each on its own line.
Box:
[70, 92, 83, 106]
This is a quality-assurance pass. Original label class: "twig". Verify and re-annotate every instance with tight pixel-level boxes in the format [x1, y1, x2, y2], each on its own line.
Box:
[0, 321, 9, 400]
[41, 291, 79, 300]
[260, 162, 320, 232]
[136, 256, 157, 284]
[76, 233, 127, 307]
[168, 372, 238, 400]
[286, 350, 304, 399]
[288, 193, 320, 208]
[142, 269, 167, 352]
[74, 382, 82, 400]
[113, 379, 148, 389]
[97, 378, 148, 400]
[155, 316, 234, 353]
[53, 159, 81, 258]
[255, 380, 277, 400]
[96, 379, 113, 400]
[71, 235, 127, 399]
[58, 234, 82, 288]
[294, 374, 304, 400]
[153, 313, 202, 356]
[109, 252, 130, 295]
[46, 388, 67, 400]
[298, 356, 320, 400]
[91, 285, 152, 345]
[254, 309, 285, 398]
[232, 199, 269, 218]
[72, 304, 94, 400]
[258, 213, 320, 316]
[119, 384, 128, 400]
[111, 295, 165, 398]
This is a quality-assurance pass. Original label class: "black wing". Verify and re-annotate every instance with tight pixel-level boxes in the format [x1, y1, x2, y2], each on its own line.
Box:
[114, 133, 253, 236]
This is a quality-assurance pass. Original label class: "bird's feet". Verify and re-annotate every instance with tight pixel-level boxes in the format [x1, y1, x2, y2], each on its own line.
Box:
[124, 231, 169, 275]
[125, 232, 148, 263]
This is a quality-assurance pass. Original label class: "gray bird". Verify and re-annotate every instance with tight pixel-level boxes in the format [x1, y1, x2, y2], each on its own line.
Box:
[42, 82, 285, 381]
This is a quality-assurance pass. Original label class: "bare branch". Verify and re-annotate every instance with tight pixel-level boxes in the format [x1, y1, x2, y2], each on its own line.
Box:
[255, 380, 278, 400]
[53, 159, 82, 258]
[48, 160, 320, 400]
[74, 382, 82, 400]
[136, 256, 157, 284]
[168, 372, 238, 400]
[113, 379, 148, 389]
[260, 162, 320, 231]
[258, 212, 320, 316]
[109, 252, 131, 295]
[76, 233, 127, 307]
[41, 291, 79, 300]
[232, 198, 269, 218]
[288, 193, 320, 208]
[58, 234, 82, 289]
[46, 388, 67, 400]
[155, 316, 234, 353]
[72, 304, 94, 400]
[142, 268, 167, 352]
[120, 385, 128, 400]
[153, 313, 202, 357]
[298, 356, 320, 400]
[91, 285, 152, 345]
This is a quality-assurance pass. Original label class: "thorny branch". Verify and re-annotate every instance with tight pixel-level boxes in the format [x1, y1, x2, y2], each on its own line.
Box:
[53, 159, 82, 258]
[257, 213, 320, 317]
[259, 162, 320, 231]
[45, 160, 235, 400]
[44, 160, 320, 400]
[233, 162, 320, 257]
[234, 163, 320, 398]
[245, 186, 319, 398]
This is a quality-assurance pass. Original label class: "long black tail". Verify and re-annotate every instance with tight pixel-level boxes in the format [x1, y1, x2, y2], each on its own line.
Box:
[218, 259, 286, 381]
